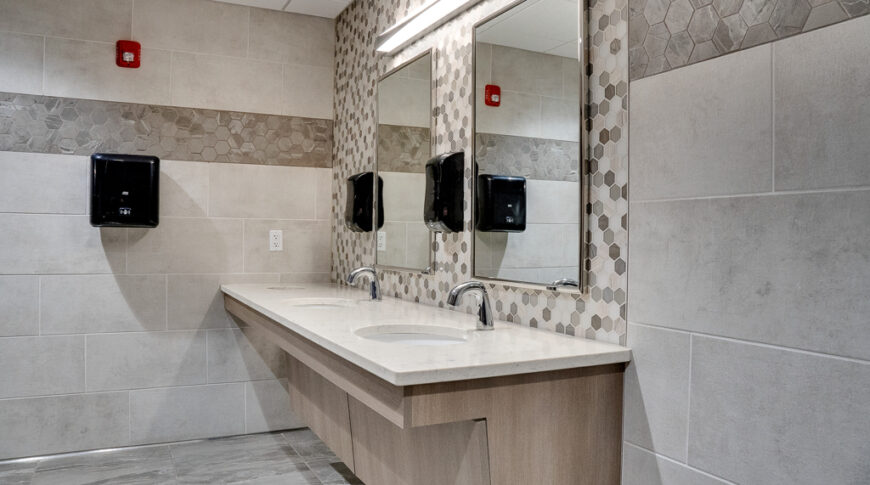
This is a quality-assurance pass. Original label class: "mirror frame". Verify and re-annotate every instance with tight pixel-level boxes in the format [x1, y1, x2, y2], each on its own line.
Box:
[470, 0, 589, 293]
[373, 48, 437, 275]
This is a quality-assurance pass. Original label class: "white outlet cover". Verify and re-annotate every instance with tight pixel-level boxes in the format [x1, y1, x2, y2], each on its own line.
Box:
[377, 231, 386, 251]
[269, 230, 283, 251]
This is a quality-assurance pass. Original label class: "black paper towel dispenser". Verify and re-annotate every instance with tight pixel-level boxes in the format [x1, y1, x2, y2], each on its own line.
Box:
[345, 171, 384, 232]
[476, 174, 526, 232]
[90, 153, 159, 228]
[424, 151, 464, 233]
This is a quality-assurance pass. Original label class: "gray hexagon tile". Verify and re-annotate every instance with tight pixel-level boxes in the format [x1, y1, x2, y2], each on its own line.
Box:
[629, 0, 870, 79]
[0, 93, 332, 167]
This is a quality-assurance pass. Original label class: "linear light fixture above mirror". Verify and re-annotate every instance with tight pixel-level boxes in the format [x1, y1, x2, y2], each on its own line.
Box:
[376, 0, 483, 55]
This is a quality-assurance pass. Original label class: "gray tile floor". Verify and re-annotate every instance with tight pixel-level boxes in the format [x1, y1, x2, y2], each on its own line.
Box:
[0, 429, 363, 485]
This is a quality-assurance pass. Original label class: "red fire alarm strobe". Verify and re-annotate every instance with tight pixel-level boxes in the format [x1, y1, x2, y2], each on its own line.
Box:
[485, 84, 501, 107]
[116, 40, 141, 68]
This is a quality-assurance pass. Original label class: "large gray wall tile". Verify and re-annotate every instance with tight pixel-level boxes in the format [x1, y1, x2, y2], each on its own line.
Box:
[245, 378, 305, 433]
[243, 220, 331, 274]
[688, 336, 870, 484]
[624, 324, 691, 461]
[0, 153, 87, 214]
[315, 168, 333, 221]
[629, 190, 870, 360]
[127, 218, 244, 274]
[0, 0, 132, 43]
[283, 63, 335, 120]
[44, 38, 171, 106]
[130, 383, 245, 444]
[0, 336, 85, 398]
[630, 45, 772, 200]
[0, 392, 129, 460]
[86, 331, 207, 391]
[160, 160, 209, 217]
[208, 164, 318, 220]
[0, 276, 38, 337]
[0, 31, 43, 96]
[622, 443, 730, 485]
[41, 275, 166, 334]
[0, 215, 125, 274]
[207, 328, 288, 383]
[774, 15, 870, 190]
[167, 274, 279, 330]
[248, 8, 335, 68]
[131, 0, 248, 57]
[170, 52, 284, 115]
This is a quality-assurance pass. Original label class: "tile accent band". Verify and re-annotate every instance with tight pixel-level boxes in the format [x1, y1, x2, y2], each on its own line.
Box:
[0, 92, 333, 168]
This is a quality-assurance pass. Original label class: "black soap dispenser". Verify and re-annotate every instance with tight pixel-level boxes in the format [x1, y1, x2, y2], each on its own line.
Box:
[423, 151, 465, 233]
[90, 153, 160, 228]
[476, 173, 526, 232]
[344, 171, 384, 232]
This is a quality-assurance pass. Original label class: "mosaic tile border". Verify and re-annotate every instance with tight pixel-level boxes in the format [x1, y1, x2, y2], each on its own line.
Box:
[629, 0, 870, 80]
[476, 132, 580, 182]
[333, 0, 628, 344]
[378, 124, 431, 173]
[0, 93, 333, 167]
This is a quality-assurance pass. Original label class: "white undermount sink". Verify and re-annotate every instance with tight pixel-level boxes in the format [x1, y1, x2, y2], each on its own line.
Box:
[283, 297, 359, 309]
[355, 324, 469, 346]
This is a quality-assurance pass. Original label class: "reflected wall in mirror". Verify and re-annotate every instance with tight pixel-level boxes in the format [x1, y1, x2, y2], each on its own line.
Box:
[473, 0, 584, 288]
[376, 52, 434, 272]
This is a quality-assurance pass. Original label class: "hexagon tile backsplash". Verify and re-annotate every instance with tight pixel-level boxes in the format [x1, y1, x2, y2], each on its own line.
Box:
[629, 0, 870, 80]
[332, 0, 629, 344]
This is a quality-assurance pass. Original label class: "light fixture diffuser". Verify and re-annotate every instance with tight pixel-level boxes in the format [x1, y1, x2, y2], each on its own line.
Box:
[376, 0, 483, 54]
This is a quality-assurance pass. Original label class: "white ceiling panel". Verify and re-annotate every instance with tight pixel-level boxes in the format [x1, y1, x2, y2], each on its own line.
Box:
[477, 0, 579, 58]
[284, 0, 351, 17]
[213, 0, 352, 18]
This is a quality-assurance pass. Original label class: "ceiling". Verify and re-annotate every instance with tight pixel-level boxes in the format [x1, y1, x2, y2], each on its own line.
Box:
[476, 0, 579, 58]
[213, 0, 353, 18]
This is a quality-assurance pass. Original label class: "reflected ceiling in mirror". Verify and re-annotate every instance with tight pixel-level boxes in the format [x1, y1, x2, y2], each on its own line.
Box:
[376, 51, 434, 273]
[473, 0, 584, 289]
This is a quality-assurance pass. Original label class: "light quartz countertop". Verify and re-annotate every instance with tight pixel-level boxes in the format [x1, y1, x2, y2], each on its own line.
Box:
[221, 283, 631, 386]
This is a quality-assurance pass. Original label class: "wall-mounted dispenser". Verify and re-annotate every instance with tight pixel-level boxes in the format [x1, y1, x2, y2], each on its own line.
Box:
[90, 153, 159, 228]
[345, 172, 384, 232]
[476, 174, 526, 232]
[424, 151, 465, 233]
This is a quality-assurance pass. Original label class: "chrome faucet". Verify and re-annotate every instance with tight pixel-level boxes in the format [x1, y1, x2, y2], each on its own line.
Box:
[547, 278, 580, 291]
[447, 281, 494, 331]
[346, 266, 381, 301]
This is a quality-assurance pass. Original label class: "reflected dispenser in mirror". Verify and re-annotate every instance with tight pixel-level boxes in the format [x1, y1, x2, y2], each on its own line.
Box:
[345, 172, 384, 232]
[90, 153, 159, 228]
[424, 152, 464, 233]
[476, 174, 526, 232]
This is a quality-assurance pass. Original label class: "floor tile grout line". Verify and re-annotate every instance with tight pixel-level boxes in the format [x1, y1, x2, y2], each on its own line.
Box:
[623, 441, 738, 484]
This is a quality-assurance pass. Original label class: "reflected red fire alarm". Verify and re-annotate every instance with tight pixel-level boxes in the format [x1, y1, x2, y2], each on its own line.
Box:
[116, 40, 141, 68]
[485, 84, 501, 107]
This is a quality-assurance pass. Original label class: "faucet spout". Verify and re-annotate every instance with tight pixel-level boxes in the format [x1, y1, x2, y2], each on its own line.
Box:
[546, 278, 580, 291]
[347, 266, 381, 301]
[447, 281, 494, 331]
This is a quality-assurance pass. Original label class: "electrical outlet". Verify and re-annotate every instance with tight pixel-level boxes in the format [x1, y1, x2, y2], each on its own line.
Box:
[377, 231, 386, 251]
[269, 230, 283, 251]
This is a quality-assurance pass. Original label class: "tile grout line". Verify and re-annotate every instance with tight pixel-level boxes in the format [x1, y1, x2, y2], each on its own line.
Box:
[684, 334, 693, 464]
[623, 441, 738, 484]
[771, 42, 775, 193]
[628, 320, 870, 364]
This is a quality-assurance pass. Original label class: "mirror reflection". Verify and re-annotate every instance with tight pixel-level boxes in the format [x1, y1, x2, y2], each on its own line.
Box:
[376, 52, 433, 272]
[473, 0, 583, 288]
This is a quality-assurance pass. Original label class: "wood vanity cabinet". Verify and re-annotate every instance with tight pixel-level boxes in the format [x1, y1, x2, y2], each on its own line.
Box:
[225, 295, 625, 485]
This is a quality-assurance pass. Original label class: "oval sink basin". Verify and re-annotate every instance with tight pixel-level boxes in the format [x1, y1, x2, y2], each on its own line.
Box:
[283, 297, 359, 309]
[355, 325, 469, 346]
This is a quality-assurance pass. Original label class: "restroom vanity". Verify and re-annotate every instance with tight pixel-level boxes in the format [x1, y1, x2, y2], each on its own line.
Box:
[222, 284, 630, 485]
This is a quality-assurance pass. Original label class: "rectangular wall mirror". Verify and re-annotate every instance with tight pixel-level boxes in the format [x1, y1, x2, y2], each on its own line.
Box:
[376, 51, 434, 273]
[472, 0, 586, 290]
